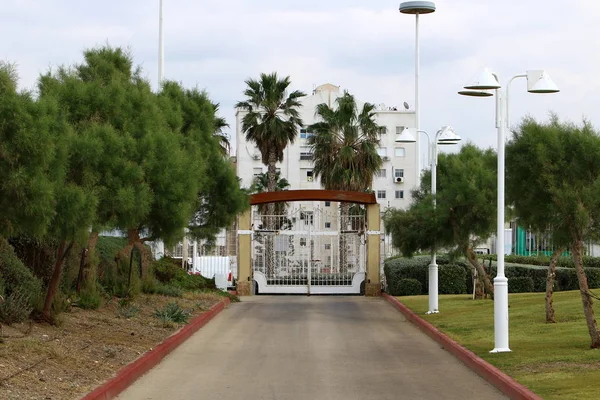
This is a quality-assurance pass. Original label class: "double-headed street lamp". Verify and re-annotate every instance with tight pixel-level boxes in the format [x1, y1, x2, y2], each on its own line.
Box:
[399, 1, 436, 186]
[396, 126, 461, 314]
[459, 69, 559, 353]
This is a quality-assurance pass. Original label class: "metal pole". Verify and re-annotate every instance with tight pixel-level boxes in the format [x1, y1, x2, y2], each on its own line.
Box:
[428, 136, 439, 314]
[307, 214, 312, 296]
[158, 0, 164, 86]
[492, 85, 510, 353]
[414, 13, 421, 187]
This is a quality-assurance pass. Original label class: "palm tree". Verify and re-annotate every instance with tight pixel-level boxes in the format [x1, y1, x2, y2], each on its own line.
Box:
[308, 91, 382, 272]
[236, 73, 305, 277]
[236, 72, 306, 215]
[212, 102, 231, 156]
[250, 172, 292, 230]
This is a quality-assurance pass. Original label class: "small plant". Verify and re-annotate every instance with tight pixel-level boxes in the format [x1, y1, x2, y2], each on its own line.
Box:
[153, 302, 190, 327]
[117, 297, 139, 318]
[73, 287, 103, 310]
[0, 290, 33, 324]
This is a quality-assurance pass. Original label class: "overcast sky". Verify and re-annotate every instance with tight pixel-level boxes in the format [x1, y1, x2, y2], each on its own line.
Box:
[2, 0, 598, 155]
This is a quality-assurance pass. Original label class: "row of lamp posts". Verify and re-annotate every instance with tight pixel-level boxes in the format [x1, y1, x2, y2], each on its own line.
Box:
[397, 1, 560, 352]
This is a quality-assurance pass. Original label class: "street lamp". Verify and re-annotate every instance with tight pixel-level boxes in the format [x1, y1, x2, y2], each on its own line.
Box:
[396, 125, 461, 314]
[399, 1, 436, 186]
[459, 68, 559, 353]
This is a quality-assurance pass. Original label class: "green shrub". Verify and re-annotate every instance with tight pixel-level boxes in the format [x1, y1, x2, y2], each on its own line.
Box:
[0, 238, 43, 323]
[152, 257, 215, 291]
[384, 256, 468, 295]
[155, 284, 183, 297]
[585, 268, 600, 288]
[75, 286, 103, 310]
[153, 302, 190, 327]
[118, 302, 140, 319]
[509, 276, 535, 293]
[438, 264, 467, 294]
[397, 278, 422, 296]
[0, 289, 34, 324]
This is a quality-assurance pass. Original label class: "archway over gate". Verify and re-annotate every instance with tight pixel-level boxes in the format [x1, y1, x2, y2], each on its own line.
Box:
[237, 190, 381, 296]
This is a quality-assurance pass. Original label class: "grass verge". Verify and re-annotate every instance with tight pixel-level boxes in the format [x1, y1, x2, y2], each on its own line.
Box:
[399, 291, 600, 400]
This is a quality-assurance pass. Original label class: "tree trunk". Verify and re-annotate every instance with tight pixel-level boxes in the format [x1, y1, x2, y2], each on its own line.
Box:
[465, 246, 494, 297]
[42, 240, 74, 321]
[571, 239, 600, 348]
[339, 202, 350, 274]
[545, 248, 562, 323]
[117, 229, 149, 279]
[76, 231, 99, 293]
[263, 150, 278, 278]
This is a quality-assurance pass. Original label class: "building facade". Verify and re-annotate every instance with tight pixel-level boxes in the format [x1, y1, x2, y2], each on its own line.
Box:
[235, 83, 418, 211]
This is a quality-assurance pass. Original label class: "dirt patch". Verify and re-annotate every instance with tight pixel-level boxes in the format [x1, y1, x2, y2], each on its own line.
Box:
[0, 292, 225, 400]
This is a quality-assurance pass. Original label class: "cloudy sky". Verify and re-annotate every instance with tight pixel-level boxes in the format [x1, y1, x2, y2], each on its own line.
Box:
[2, 0, 598, 156]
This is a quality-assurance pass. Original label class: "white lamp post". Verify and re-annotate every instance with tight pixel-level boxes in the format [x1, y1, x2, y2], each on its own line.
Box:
[459, 69, 559, 353]
[399, 1, 436, 186]
[158, 0, 165, 86]
[396, 126, 461, 314]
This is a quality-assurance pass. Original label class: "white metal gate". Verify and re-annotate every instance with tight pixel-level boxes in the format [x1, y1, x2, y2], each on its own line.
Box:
[251, 206, 366, 294]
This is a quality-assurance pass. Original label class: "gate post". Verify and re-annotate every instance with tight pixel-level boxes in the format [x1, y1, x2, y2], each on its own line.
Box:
[365, 203, 381, 296]
[237, 209, 252, 296]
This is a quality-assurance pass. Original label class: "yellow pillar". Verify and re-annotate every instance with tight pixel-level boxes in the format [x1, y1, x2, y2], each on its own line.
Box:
[237, 209, 252, 296]
[365, 203, 381, 296]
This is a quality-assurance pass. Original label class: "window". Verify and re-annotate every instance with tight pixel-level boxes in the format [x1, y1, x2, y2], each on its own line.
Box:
[395, 190, 404, 199]
[306, 170, 314, 182]
[253, 167, 262, 176]
[325, 222, 331, 228]
[377, 190, 386, 199]
[299, 127, 315, 139]
[396, 126, 404, 135]
[325, 201, 331, 207]
[377, 147, 387, 157]
[378, 126, 388, 135]
[299, 146, 313, 161]
[300, 238, 307, 246]
[300, 211, 314, 225]
[376, 169, 387, 178]
[324, 244, 331, 250]
[395, 147, 406, 157]
[395, 169, 404, 178]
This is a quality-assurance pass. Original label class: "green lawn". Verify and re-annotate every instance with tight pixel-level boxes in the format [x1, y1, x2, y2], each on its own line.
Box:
[399, 291, 600, 400]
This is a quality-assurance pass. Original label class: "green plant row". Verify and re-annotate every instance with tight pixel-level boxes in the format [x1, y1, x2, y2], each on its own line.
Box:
[479, 253, 600, 269]
[384, 255, 600, 296]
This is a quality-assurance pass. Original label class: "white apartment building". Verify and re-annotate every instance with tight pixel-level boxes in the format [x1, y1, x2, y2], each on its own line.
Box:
[235, 83, 418, 211]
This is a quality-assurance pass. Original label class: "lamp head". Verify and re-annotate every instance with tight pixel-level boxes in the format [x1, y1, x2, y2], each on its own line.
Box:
[399, 1, 436, 14]
[526, 70, 560, 94]
[464, 68, 501, 90]
[436, 126, 461, 145]
[458, 89, 494, 97]
[395, 126, 417, 143]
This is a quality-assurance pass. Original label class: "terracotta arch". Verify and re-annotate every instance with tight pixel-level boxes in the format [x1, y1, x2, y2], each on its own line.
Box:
[249, 189, 377, 206]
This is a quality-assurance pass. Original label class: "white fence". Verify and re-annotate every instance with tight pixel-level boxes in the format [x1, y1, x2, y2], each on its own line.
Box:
[191, 256, 232, 290]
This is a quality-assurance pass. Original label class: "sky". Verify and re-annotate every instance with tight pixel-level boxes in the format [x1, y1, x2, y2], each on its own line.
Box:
[2, 0, 599, 157]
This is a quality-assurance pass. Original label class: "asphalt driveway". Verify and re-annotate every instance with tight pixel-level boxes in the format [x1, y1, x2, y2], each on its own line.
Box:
[117, 296, 506, 400]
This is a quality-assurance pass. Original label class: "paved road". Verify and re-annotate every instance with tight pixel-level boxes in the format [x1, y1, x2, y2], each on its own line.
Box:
[117, 296, 507, 400]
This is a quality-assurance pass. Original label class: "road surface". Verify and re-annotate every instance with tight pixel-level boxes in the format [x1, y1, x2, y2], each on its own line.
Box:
[117, 296, 506, 400]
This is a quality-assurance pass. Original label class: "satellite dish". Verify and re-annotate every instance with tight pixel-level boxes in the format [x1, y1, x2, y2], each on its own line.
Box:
[403, 102, 410, 110]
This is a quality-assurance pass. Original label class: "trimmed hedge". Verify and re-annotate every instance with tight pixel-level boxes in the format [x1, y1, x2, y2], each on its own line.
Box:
[384, 256, 468, 296]
[480, 254, 600, 269]
[384, 254, 600, 296]
[509, 277, 534, 293]
[397, 278, 422, 296]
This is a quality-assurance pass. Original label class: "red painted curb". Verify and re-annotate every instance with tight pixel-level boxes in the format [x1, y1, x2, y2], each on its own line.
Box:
[81, 298, 231, 400]
[382, 293, 543, 400]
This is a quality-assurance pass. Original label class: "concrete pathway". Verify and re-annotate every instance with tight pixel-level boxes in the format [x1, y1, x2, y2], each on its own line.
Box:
[117, 296, 507, 400]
